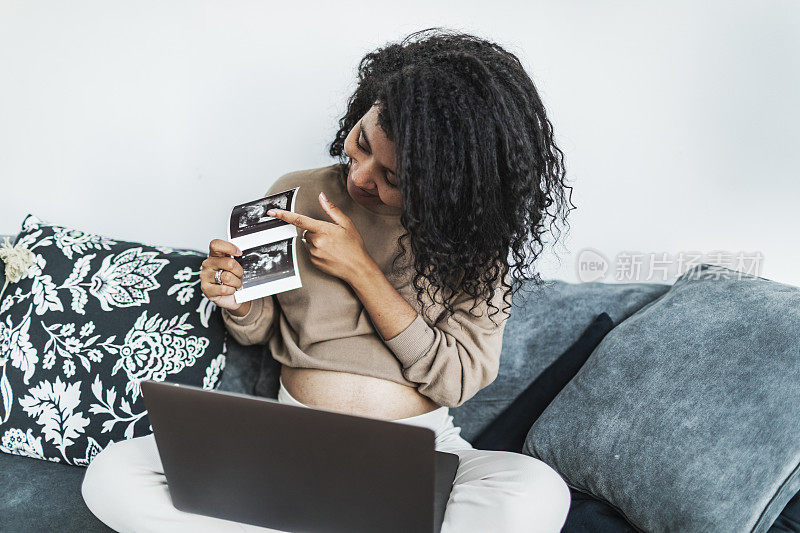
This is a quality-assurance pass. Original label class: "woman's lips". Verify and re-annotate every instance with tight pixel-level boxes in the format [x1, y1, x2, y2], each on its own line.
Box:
[354, 184, 377, 197]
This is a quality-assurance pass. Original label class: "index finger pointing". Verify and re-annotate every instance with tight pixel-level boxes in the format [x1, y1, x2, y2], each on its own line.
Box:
[209, 239, 241, 257]
[268, 209, 329, 234]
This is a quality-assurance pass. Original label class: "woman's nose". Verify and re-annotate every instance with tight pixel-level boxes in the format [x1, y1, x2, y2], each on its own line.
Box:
[351, 169, 376, 190]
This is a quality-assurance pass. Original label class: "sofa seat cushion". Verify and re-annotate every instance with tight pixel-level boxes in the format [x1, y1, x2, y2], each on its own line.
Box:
[562, 487, 800, 533]
[0, 450, 113, 531]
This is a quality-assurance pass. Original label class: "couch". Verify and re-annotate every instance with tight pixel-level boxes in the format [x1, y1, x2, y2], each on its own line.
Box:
[1, 228, 798, 532]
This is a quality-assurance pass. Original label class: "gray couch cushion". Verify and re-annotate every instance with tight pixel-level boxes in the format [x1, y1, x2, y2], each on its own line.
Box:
[215, 338, 265, 396]
[0, 451, 112, 531]
[449, 279, 670, 441]
[525, 264, 800, 532]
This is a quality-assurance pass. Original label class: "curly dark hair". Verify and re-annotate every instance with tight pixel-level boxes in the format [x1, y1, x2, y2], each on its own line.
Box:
[328, 27, 576, 327]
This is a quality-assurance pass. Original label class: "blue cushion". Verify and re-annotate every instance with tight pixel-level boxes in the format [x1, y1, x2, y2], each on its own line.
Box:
[526, 264, 800, 531]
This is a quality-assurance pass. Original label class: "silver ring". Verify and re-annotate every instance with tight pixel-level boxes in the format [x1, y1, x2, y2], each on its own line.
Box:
[215, 269, 224, 285]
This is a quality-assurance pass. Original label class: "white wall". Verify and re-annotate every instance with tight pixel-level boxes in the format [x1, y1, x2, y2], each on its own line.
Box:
[2, 0, 798, 286]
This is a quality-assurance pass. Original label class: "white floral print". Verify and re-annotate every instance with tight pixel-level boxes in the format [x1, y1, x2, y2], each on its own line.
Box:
[18, 376, 90, 463]
[90, 248, 169, 311]
[203, 353, 226, 389]
[108, 310, 208, 402]
[1, 304, 39, 387]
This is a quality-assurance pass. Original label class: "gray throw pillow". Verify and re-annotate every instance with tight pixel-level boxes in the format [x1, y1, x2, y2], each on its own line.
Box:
[524, 263, 800, 532]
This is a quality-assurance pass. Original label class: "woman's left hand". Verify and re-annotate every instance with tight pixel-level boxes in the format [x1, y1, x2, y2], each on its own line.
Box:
[267, 192, 374, 285]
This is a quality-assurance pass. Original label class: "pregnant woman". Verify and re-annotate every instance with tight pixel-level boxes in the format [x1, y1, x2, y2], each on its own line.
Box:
[82, 28, 576, 532]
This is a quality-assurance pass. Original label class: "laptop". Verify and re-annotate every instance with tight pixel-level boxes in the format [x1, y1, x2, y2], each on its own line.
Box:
[140, 379, 460, 533]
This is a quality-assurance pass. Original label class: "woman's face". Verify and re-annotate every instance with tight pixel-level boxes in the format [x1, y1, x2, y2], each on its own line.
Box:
[343, 104, 404, 209]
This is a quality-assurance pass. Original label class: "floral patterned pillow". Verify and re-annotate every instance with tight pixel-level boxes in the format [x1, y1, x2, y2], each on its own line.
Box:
[0, 214, 228, 466]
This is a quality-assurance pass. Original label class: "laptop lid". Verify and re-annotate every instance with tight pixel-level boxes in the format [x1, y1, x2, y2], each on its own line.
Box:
[434, 450, 460, 531]
[141, 379, 447, 533]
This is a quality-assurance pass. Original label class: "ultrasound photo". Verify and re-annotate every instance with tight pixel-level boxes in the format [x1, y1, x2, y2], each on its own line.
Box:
[236, 238, 294, 288]
[227, 186, 302, 302]
[230, 189, 294, 239]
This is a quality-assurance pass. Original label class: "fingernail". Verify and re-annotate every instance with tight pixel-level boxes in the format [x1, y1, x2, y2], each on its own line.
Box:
[235, 247, 242, 255]
[319, 192, 327, 202]
[267, 209, 277, 216]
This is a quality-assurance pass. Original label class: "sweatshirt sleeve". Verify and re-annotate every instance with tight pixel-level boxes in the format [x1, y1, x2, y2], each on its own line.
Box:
[221, 296, 278, 345]
[378, 274, 512, 408]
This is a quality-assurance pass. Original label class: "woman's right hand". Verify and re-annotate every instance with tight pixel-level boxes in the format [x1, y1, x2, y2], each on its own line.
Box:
[201, 239, 250, 316]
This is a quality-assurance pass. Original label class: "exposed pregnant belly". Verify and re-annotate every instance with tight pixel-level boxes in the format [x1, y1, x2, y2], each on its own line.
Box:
[280, 365, 441, 420]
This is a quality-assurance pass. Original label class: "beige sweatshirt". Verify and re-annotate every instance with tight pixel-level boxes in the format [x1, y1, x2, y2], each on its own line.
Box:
[221, 163, 510, 407]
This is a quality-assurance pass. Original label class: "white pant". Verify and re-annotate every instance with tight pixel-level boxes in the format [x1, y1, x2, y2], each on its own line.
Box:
[82, 379, 571, 532]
